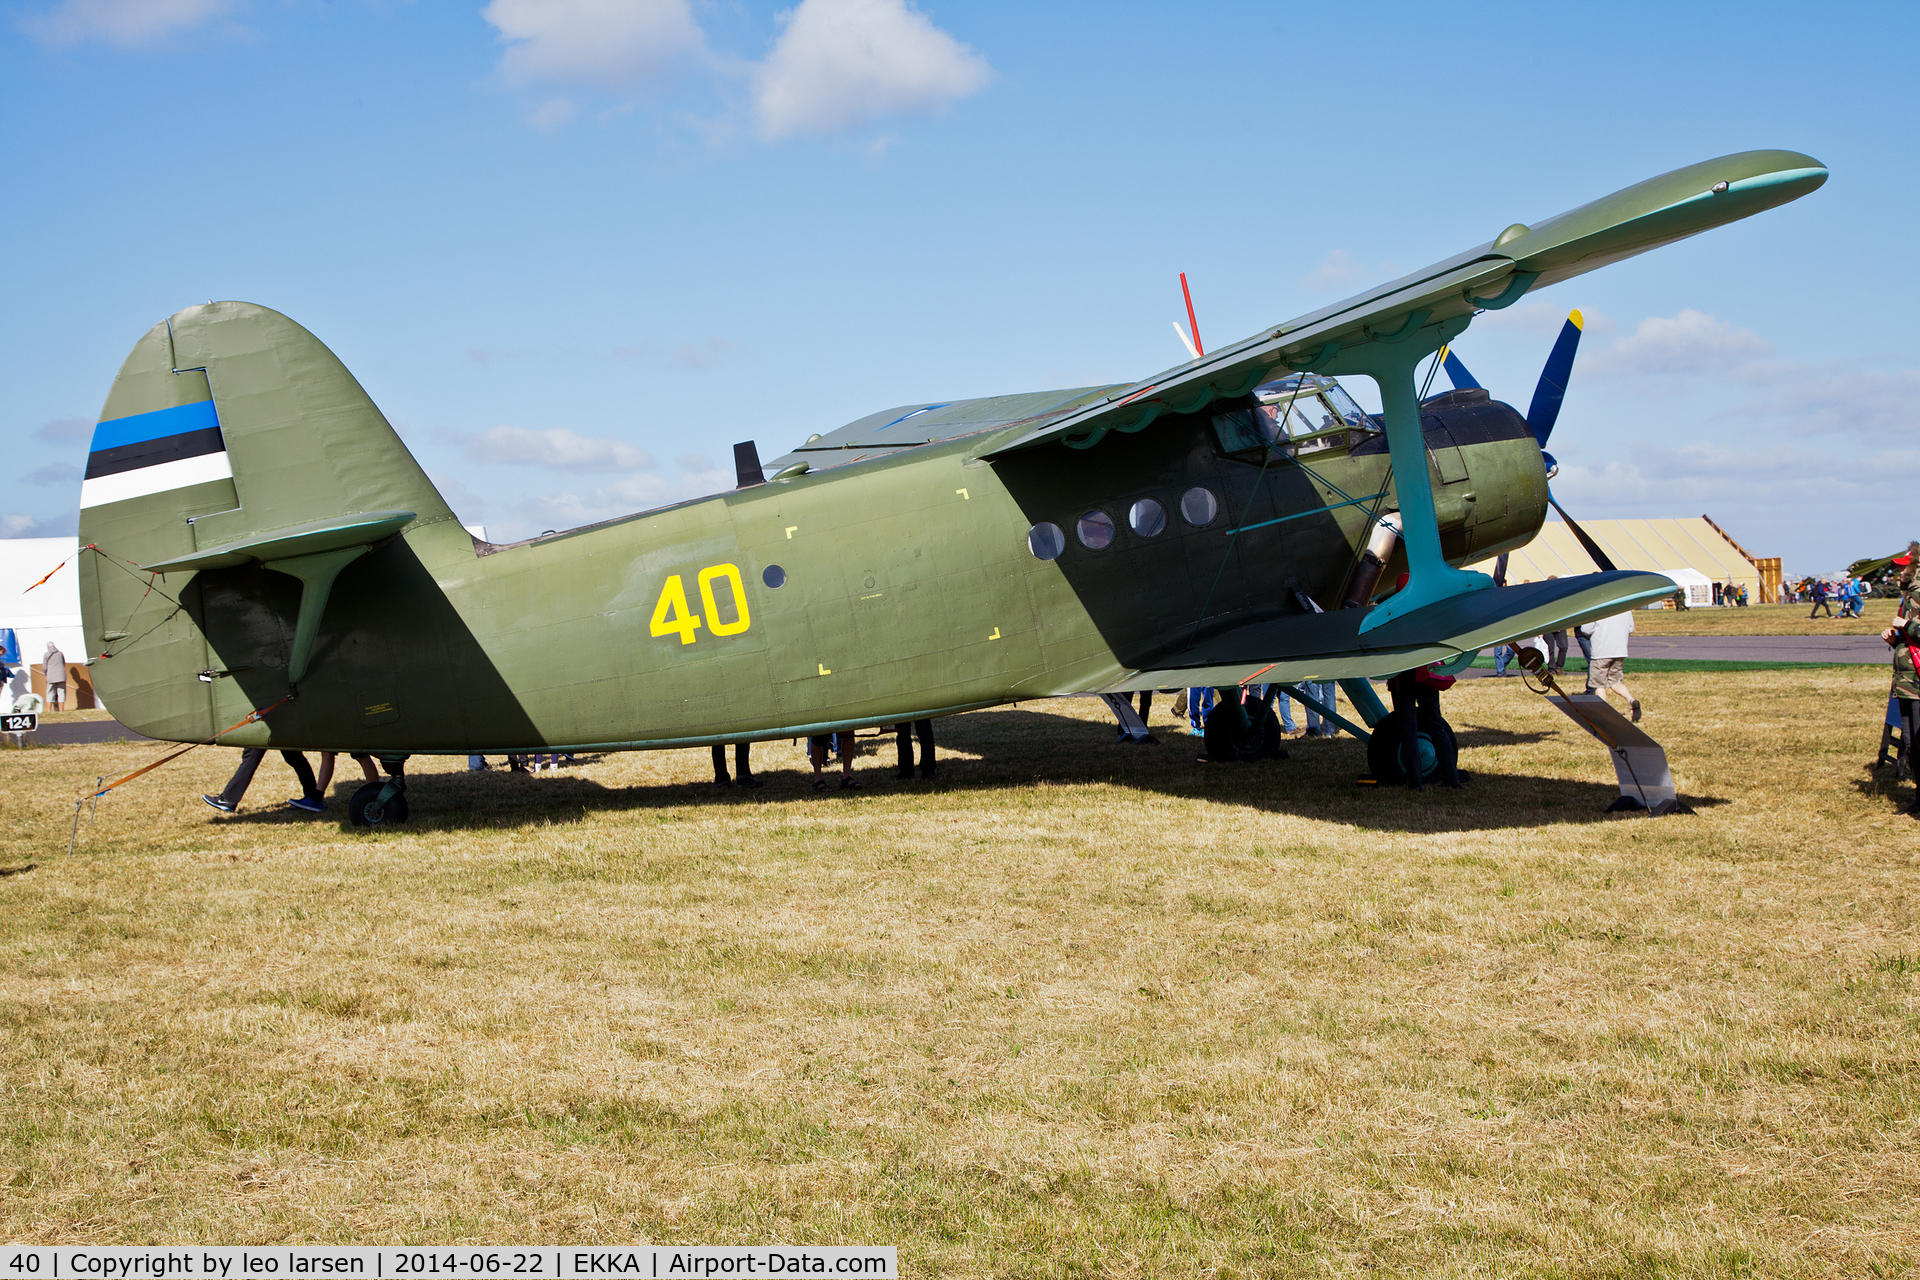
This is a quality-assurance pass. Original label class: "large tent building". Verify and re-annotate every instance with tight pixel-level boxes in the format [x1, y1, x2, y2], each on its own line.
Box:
[1467, 515, 1777, 605]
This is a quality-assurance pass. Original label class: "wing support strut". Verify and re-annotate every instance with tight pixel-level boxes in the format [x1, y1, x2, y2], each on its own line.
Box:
[1309, 315, 1488, 633]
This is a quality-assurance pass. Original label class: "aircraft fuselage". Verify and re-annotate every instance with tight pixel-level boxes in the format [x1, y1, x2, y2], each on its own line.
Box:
[128, 394, 1545, 753]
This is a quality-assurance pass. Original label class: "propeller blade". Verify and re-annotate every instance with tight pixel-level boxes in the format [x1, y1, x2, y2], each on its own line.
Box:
[1440, 346, 1481, 390]
[1547, 489, 1617, 572]
[1524, 310, 1585, 446]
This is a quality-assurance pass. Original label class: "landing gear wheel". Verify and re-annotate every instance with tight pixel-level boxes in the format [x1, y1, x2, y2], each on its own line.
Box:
[1366, 707, 1458, 786]
[1203, 700, 1286, 762]
[347, 781, 409, 827]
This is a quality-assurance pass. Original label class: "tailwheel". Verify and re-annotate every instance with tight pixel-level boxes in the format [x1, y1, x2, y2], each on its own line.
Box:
[348, 780, 409, 827]
[1203, 697, 1286, 762]
[1366, 707, 1458, 786]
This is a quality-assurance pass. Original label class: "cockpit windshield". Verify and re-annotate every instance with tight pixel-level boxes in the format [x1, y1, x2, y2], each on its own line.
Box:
[1213, 374, 1377, 452]
[1321, 383, 1374, 429]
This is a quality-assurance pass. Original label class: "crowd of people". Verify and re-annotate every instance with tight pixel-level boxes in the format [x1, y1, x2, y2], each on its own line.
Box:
[198, 720, 943, 815]
[1883, 544, 1920, 816]
[1801, 575, 1869, 618]
[168, 540, 1920, 821]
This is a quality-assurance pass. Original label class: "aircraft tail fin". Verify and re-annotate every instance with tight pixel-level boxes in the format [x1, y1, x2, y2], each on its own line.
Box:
[77, 302, 467, 738]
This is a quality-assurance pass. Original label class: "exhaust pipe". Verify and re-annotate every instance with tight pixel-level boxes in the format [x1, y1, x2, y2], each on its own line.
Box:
[1341, 512, 1401, 609]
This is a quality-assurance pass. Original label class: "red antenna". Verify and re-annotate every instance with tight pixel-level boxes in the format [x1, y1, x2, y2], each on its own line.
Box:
[1180, 272, 1205, 356]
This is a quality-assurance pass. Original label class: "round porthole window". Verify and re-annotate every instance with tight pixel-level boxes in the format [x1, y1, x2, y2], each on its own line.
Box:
[1129, 498, 1166, 538]
[762, 564, 787, 589]
[1180, 486, 1219, 527]
[1027, 522, 1066, 560]
[1077, 510, 1115, 550]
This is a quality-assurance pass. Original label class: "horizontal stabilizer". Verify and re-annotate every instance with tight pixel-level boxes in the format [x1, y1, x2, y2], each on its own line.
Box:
[140, 510, 416, 573]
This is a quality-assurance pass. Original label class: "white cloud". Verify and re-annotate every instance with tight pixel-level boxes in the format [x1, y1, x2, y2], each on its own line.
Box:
[514, 463, 731, 534]
[427, 471, 488, 523]
[1718, 364, 1920, 438]
[454, 425, 654, 472]
[482, 0, 709, 92]
[1472, 301, 1617, 341]
[527, 98, 578, 130]
[25, 462, 81, 486]
[608, 337, 746, 368]
[754, 0, 989, 140]
[1575, 310, 1920, 440]
[1298, 249, 1402, 298]
[34, 415, 90, 442]
[1550, 440, 1920, 576]
[1299, 249, 1360, 294]
[1, 508, 78, 538]
[1582, 308, 1773, 379]
[23, 0, 234, 45]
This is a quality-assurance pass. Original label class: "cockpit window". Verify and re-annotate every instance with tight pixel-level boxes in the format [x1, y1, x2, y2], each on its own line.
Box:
[1211, 407, 1276, 453]
[1322, 383, 1374, 429]
[1253, 374, 1377, 435]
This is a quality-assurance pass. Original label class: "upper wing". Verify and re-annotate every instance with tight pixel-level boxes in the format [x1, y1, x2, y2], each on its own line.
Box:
[980, 150, 1825, 459]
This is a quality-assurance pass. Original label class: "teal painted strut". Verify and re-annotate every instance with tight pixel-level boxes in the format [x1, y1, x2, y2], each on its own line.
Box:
[1222, 488, 1388, 537]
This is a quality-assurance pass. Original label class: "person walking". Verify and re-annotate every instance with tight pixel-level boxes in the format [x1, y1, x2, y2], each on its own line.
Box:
[1299, 680, 1340, 736]
[893, 720, 936, 780]
[1185, 686, 1215, 736]
[1273, 687, 1301, 738]
[42, 643, 67, 710]
[1580, 609, 1641, 722]
[1810, 579, 1833, 618]
[315, 751, 380, 798]
[204, 748, 326, 814]
[1884, 546, 1920, 816]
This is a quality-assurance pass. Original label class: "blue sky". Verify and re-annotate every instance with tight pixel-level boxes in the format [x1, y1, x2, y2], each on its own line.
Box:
[3, 0, 1913, 573]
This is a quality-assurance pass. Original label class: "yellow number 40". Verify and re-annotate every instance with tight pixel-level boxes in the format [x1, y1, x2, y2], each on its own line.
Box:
[651, 564, 752, 646]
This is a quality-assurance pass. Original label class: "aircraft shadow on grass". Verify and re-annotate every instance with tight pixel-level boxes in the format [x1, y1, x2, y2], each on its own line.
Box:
[202, 708, 1724, 835]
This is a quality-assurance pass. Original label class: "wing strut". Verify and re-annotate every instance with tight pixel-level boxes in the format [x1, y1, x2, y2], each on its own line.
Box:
[1308, 313, 1491, 632]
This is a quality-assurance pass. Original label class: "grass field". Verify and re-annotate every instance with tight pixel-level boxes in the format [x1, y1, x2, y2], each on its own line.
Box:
[1631, 601, 1897, 637]
[4, 670, 1919, 1275]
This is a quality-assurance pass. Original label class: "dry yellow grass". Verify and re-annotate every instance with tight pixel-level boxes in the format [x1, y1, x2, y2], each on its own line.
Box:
[3, 670, 1918, 1276]
[1632, 600, 1896, 637]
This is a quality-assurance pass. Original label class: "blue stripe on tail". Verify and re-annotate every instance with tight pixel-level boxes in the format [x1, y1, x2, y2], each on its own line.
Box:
[90, 399, 221, 453]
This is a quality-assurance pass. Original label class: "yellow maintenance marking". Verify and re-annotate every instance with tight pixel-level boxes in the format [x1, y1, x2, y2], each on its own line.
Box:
[785, 526, 798, 539]
[956, 488, 969, 500]
[861, 592, 884, 600]
[818, 663, 832, 676]
[989, 627, 1001, 640]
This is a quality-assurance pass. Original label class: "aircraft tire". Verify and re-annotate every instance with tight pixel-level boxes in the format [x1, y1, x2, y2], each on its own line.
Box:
[1203, 700, 1284, 762]
[347, 781, 409, 827]
[1367, 707, 1458, 786]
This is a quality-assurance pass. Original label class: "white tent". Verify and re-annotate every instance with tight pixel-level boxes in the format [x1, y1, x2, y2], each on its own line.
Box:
[1659, 567, 1715, 607]
[0, 537, 86, 705]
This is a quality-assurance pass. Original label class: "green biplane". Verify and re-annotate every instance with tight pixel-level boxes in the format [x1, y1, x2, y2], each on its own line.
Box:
[76, 150, 1825, 822]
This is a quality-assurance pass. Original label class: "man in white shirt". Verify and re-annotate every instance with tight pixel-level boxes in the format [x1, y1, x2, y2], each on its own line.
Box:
[1579, 611, 1640, 722]
[43, 643, 67, 711]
